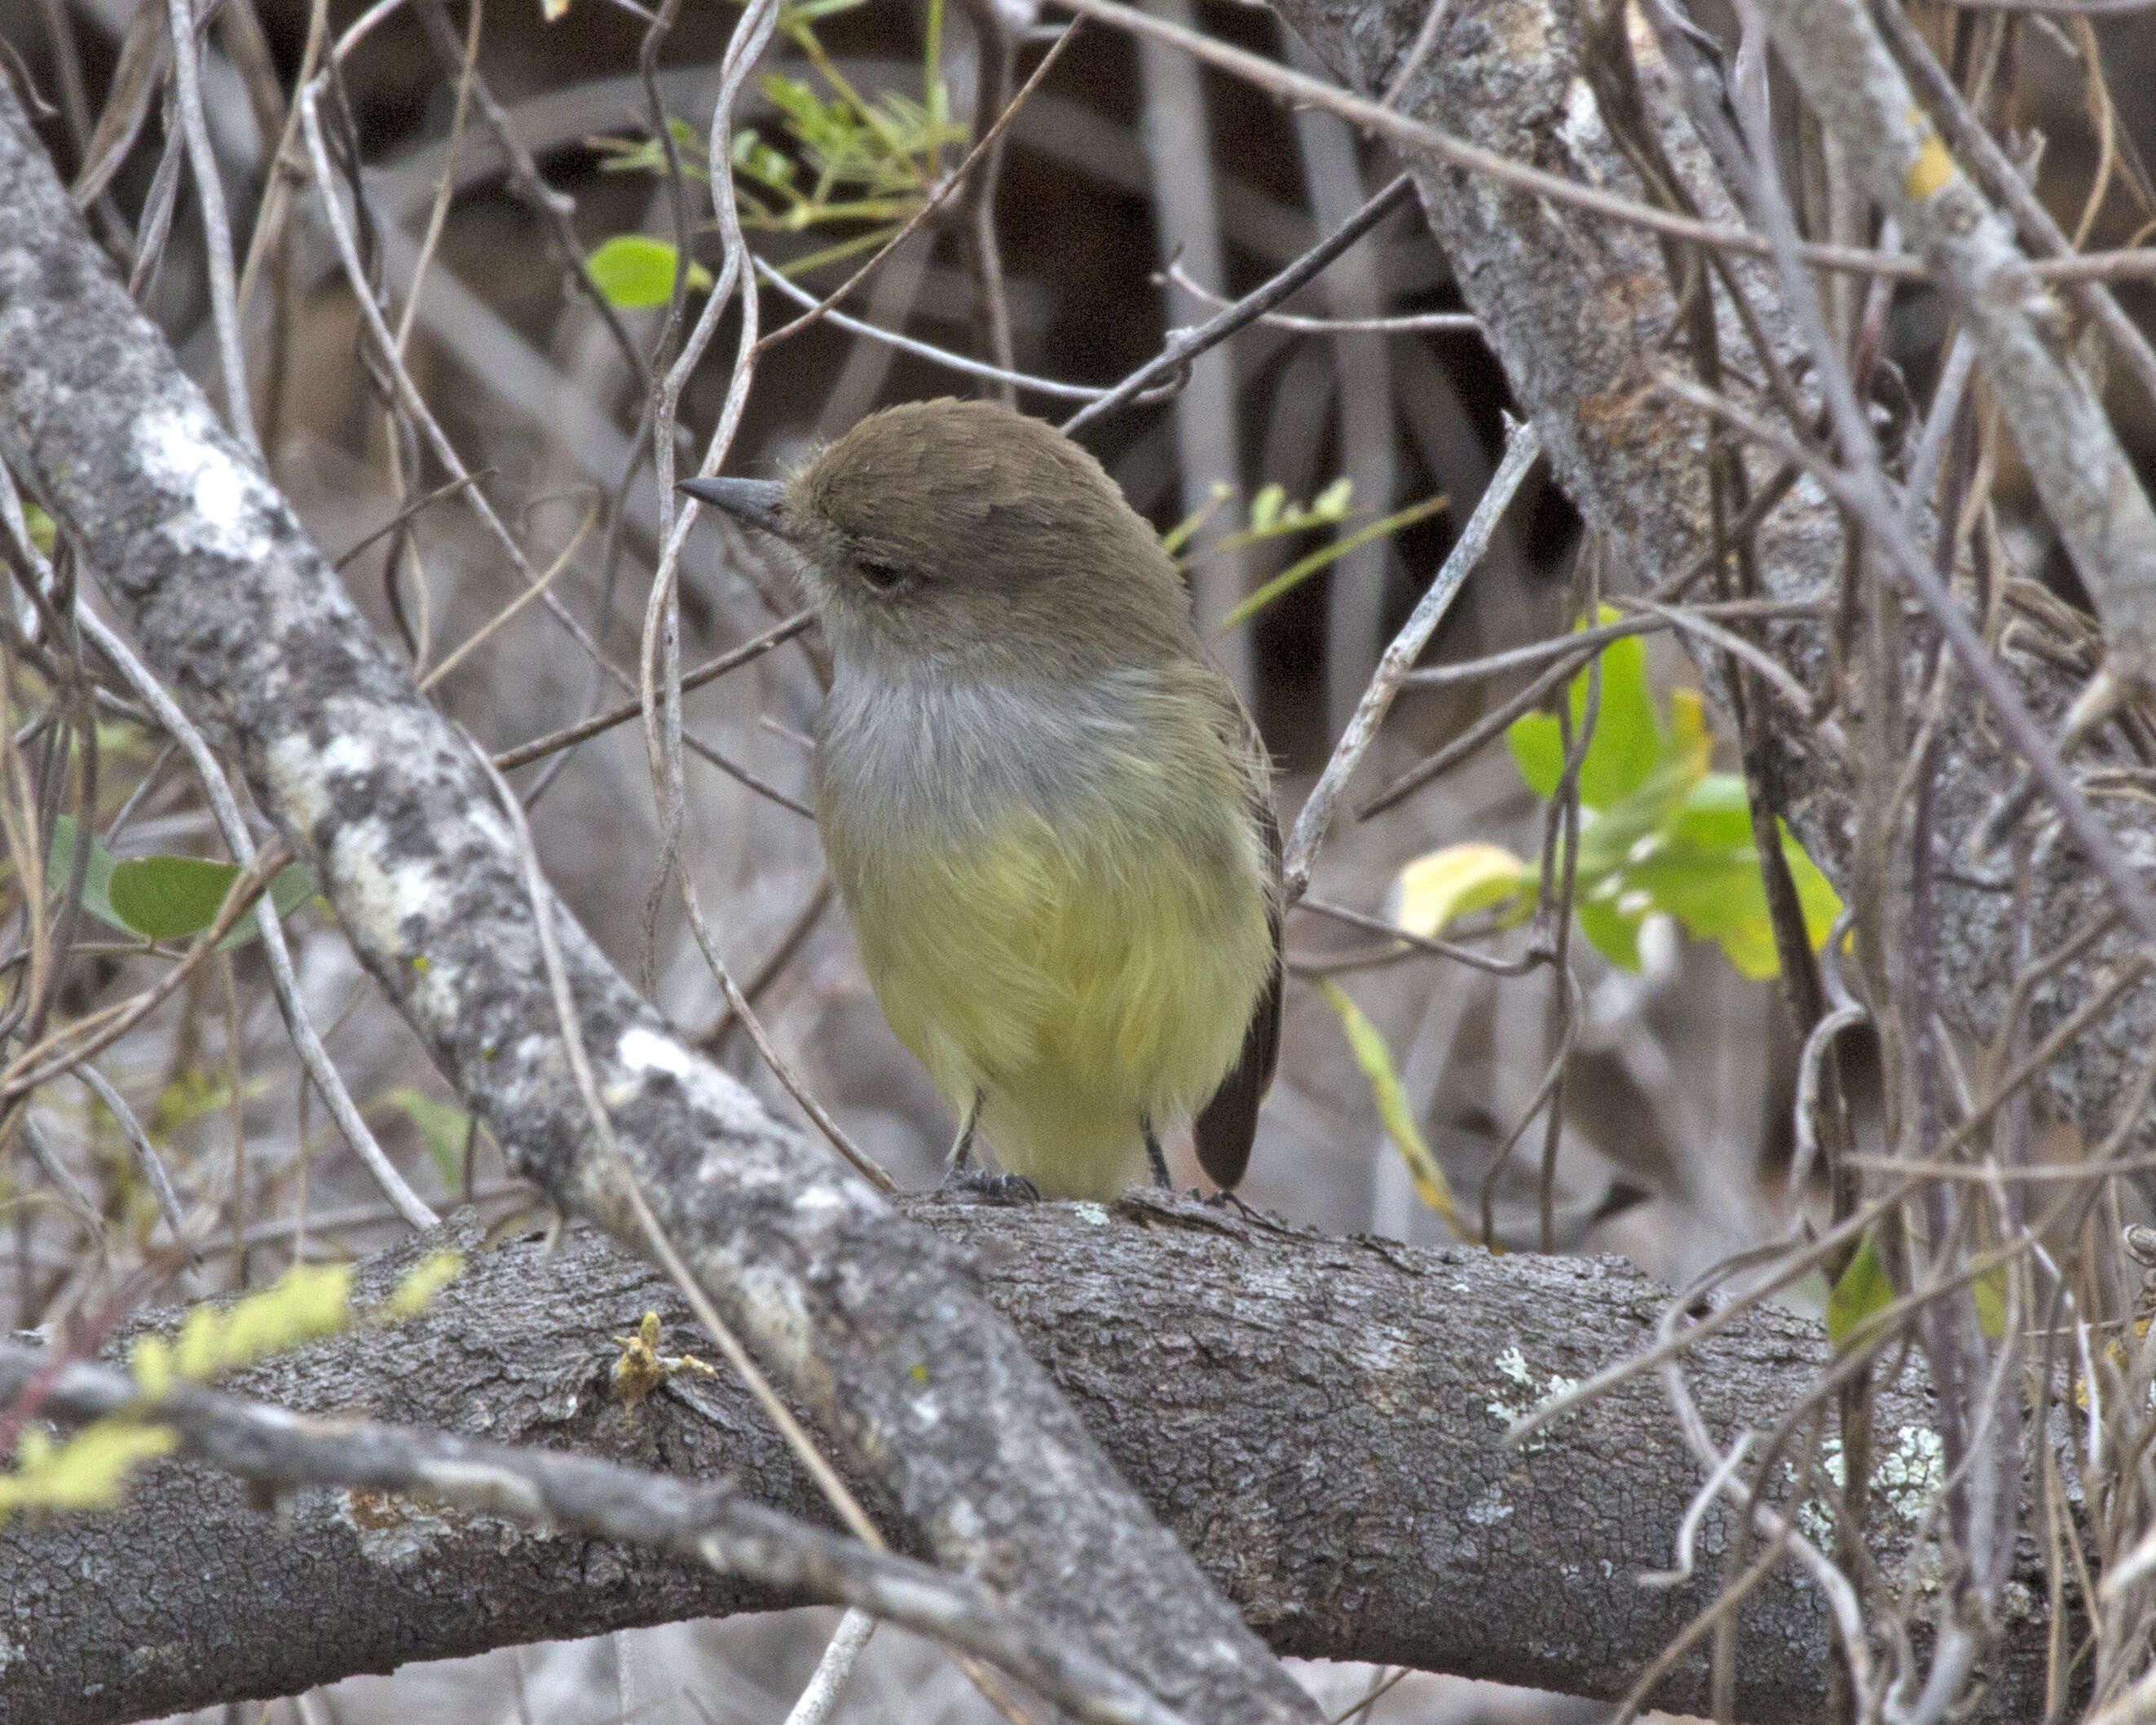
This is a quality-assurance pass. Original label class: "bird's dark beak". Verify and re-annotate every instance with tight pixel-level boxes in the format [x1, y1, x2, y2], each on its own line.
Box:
[679, 476, 791, 539]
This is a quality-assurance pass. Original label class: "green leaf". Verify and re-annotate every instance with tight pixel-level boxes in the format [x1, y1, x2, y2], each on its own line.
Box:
[24, 503, 55, 559]
[1502, 664, 1845, 983]
[1319, 981, 1470, 1239]
[1250, 483, 1285, 532]
[585, 236, 714, 308]
[758, 73, 827, 130]
[592, 120, 712, 183]
[1622, 845, 1761, 942]
[1505, 610, 1664, 812]
[1783, 825, 1844, 950]
[1667, 772, 1754, 850]
[1618, 811, 1841, 983]
[1219, 492, 1448, 629]
[1574, 752, 1708, 884]
[730, 130, 800, 193]
[1709, 915, 1782, 982]
[1508, 711, 1566, 801]
[1572, 623, 1660, 810]
[48, 814, 126, 935]
[1576, 895, 1646, 970]
[1827, 1230, 1895, 1348]
[384, 1086, 473, 1189]
[100, 851, 316, 946]
[108, 854, 246, 941]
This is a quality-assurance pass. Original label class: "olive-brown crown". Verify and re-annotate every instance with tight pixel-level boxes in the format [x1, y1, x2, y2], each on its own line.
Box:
[778, 399, 1196, 671]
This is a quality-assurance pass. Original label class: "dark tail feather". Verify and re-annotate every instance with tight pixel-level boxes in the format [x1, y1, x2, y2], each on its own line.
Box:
[1197, 704, 1283, 1192]
[1193, 943, 1281, 1190]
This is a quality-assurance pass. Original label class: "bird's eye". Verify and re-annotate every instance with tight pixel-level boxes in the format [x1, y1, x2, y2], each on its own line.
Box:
[858, 559, 906, 593]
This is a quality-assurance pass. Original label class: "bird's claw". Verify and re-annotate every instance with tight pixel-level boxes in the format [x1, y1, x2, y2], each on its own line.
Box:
[941, 1167, 1040, 1203]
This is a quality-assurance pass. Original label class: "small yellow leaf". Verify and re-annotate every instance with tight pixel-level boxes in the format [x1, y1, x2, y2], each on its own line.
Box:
[610, 1310, 716, 1409]
[217, 1265, 354, 1370]
[379, 1251, 464, 1322]
[1906, 128, 1955, 201]
[1320, 981, 1471, 1241]
[1389, 842, 1528, 940]
[172, 1305, 223, 1382]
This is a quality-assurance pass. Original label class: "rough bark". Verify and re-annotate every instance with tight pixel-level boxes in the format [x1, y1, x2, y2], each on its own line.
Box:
[1, 1199, 2057, 1725]
[1267, 0, 2156, 1153]
[0, 82, 1310, 1725]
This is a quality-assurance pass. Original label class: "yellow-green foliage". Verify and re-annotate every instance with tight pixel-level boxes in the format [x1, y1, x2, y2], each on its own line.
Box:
[1387, 613, 1843, 979]
[0, 1420, 177, 1519]
[130, 1264, 355, 1398]
[377, 1251, 463, 1322]
[0, 1251, 465, 1523]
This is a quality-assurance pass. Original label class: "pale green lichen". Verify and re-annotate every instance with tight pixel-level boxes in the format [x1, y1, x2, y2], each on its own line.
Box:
[1876, 1425, 1946, 1520]
[1487, 1348, 1584, 1452]
[1791, 1426, 1946, 1545]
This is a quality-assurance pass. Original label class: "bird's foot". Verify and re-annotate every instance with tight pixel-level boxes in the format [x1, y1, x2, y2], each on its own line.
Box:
[1144, 1122, 1171, 1189]
[941, 1166, 1040, 1203]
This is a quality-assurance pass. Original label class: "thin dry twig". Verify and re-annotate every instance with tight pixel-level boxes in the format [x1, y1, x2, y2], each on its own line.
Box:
[1162, 262, 1481, 336]
[163, 0, 259, 459]
[1063, 175, 1416, 435]
[1282, 417, 1541, 898]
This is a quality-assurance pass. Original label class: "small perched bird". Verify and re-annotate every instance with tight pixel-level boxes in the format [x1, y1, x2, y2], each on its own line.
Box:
[683, 399, 1281, 1201]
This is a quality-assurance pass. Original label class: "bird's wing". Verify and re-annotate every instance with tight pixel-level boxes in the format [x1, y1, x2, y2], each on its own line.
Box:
[1193, 691, 1282, 1192]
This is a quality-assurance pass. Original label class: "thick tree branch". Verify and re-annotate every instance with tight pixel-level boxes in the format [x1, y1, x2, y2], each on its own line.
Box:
[0, 1202, 2055, 1725]
[0, 81, 1308, 1725]
[1, 1320, 1188, 1725]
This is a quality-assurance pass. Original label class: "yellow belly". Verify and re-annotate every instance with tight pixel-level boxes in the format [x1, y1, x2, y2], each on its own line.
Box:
[831, 801, 1271, 1200]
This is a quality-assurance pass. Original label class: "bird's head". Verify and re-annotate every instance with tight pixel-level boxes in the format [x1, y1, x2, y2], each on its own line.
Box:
[681, 399, 1193, 678]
